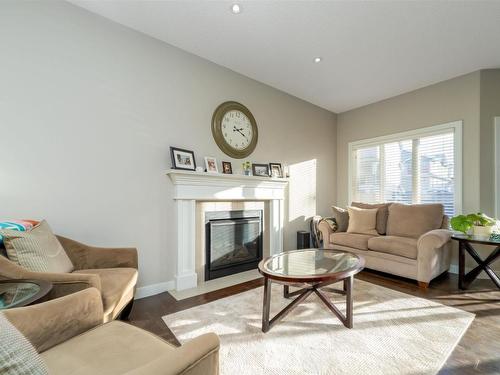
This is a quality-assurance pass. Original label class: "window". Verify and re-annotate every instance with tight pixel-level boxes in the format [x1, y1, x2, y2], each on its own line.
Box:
[349, 121, 462, 216]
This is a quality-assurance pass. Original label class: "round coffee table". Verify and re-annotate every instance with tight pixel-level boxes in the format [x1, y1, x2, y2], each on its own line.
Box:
[258, 249, 364, 333]
[0, 279, 52, 310]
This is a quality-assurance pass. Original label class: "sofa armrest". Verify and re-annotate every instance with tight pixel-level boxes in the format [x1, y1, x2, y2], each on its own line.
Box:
[123, 333, 220, 375]
[57, 236, 138, 270]
[4, 288, 103, 353]
[417, 229, 452, 283]
[417, 229, 452, 251]
[318, 218, 337, 249]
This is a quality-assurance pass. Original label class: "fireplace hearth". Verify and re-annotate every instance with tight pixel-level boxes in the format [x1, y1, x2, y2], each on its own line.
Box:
[205, 210, 263, 281]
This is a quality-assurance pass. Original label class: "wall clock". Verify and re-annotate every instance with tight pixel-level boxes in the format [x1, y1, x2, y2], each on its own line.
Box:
[211, 101, 258, 159]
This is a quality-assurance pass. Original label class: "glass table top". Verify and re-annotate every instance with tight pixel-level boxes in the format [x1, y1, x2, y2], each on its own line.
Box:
[260, 249, 363, 279]
[451, 233, 500, 245]
[0, 282, 41, 310]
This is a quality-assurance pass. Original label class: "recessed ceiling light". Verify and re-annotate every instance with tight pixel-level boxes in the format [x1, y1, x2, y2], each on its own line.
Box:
[231, 4, 241, 14]
[314, 57, 322, 63]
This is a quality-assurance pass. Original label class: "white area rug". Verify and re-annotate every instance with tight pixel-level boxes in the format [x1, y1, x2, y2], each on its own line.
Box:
[163, 280, 474, 375]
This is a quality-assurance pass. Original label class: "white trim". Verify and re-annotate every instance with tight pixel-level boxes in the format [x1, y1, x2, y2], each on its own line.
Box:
[135, 280, 175, 299]
[495, 117, 500, 218]
[347, 121, 463, 213]
[348, 121, 462, 149]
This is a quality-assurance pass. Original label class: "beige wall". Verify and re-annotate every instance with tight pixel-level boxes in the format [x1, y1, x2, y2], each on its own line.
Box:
[0, 2, 336, 293]
[479, 70, 500, 215]
[336, 72, 481, 212]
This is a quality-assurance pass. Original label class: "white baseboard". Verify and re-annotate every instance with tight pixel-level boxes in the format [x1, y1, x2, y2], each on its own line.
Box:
[135, 280, 175, 299]
[449, 264, 489, 279]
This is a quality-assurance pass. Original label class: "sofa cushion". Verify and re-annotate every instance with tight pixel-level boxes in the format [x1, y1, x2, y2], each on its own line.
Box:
[386, 203, 444, 239]
[41, 321, 173, 375]
[347, 207, 378, 235]
[351, 202, 391, 235]
[331, 206, 349, 232]
[0, 220, 74, 273]
[368, 236, 418, 259]
[330, 232, 376, 250]
[0, 313, 49, 375]
[74, 268, 138, 321]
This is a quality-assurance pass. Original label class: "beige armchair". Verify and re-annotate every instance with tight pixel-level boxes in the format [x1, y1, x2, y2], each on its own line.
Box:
[0, 235, 138, 322]
[3, 288, 220, 375]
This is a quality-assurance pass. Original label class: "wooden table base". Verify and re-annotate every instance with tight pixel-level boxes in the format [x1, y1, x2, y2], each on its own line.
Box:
[459, 241, 500, 290]
[262, 276, 354, 333]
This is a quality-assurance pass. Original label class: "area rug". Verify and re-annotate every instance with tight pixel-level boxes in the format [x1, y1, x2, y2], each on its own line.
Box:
[163, 280, 474, 375]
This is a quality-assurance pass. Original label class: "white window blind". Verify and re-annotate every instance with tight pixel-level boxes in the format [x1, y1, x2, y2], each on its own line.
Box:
[350, 122, 461, 217]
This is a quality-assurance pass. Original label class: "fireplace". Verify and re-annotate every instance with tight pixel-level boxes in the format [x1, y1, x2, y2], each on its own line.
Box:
[205, 210, 263, 281]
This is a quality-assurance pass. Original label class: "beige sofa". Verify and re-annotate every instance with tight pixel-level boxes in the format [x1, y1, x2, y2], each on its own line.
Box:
[319, 203, 452, 288]
[4, 288, 220, 375]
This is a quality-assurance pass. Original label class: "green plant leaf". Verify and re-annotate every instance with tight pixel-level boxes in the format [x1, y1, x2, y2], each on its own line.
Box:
[450, 215, 472, 234]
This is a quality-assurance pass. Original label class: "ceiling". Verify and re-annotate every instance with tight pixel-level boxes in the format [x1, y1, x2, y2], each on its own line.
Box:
[70, 0, 500, 113]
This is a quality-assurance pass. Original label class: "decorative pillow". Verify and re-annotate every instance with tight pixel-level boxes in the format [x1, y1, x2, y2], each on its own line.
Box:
[351, 202, 391, 235]
[0, 314, 49, 375]
[331, 206, 349, 232]
[0, 220, 74, 273]
[346, 206, 379, 236]
[0, 220, 39, 246]
[386, 203, 444, 239]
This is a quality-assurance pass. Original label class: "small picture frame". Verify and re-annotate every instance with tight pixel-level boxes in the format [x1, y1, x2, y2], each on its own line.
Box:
[269, 163, 283, 178]
[252, 163, 270, 177]
[205, 157, 219, 173]
[170, 147, 196, 171]
[222, 161, 233, 174]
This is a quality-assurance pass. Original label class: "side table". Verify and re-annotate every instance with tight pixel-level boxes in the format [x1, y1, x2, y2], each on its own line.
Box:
[451, 234, 500, 290]
[0, 279, 53, 310]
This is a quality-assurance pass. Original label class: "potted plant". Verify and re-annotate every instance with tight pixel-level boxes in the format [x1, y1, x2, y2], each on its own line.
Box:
[242, 161, 252, 176]
[450, 212, 497, 237]
[468, 213, 496, 237]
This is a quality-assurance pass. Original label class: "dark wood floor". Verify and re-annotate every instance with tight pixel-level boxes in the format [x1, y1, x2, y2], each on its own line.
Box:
[129, 270, 500, 374]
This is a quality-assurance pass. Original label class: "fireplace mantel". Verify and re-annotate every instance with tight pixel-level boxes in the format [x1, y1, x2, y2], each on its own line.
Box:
[167, 169, 288, 291]
[167, 169, 288, 200]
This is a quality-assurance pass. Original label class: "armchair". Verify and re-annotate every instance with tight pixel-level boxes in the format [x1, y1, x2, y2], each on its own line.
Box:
[4, 288, 220, 375]
[0, 235, 138, 322]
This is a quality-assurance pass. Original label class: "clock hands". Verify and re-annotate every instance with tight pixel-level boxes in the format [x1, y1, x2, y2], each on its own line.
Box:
[233, 126, 248, 140]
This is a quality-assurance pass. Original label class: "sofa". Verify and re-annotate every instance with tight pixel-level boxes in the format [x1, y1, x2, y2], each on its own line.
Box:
[0, 235, 138, 322]
[319, 203, 452, 287]
[3, 288, 220, 375]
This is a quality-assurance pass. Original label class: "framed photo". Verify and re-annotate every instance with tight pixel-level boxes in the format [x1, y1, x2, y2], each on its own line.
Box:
[269, 163, 283, 178]
[170, 147, 196, 171]
[205, 157, 219, 173]
[222, 161, 233, 174]
[252, 163, 270, 177]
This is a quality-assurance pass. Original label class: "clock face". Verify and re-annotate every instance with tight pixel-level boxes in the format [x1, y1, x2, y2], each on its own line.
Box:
[212, 101, 258, 159]
[221, 110, 253, 150]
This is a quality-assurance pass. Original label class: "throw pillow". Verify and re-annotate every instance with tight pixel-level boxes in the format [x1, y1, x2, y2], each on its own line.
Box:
[0, 220, 39, 246]
[351, 202, 390, 235]
[0, 314, 49, 375]
[386, 203, 444, 238]
[331, 206, 349, 232]
[0, 220, 74, 273]
[346, 206, 379, 235]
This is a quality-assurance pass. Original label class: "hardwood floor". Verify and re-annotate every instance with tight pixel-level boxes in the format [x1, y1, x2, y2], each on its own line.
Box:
[129, 270, 500, 374]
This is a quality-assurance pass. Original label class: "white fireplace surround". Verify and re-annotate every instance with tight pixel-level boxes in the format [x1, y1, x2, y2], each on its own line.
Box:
[167, 169, 288, 291]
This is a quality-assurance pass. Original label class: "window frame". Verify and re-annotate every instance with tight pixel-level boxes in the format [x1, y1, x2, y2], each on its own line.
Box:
[347, 121, 463, 215]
